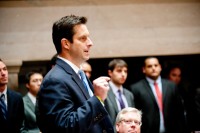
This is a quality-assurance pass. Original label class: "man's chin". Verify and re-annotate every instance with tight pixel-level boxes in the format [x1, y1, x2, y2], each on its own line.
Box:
[0, 82, 8, 86]
[149, 75, 159, 80]
[84, 56, 90, 61]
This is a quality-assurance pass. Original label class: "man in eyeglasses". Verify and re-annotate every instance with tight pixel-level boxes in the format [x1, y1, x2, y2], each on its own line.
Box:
[115, 107, 142, 133]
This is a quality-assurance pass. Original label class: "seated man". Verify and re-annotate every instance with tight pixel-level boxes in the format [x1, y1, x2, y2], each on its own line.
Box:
[115, 107, 142, 133]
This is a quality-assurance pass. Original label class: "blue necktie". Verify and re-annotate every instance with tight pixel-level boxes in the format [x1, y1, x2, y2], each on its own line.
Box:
[78, 70, 93, 97]
[0, 94, 7, 120]
[118, 90, 125, 110]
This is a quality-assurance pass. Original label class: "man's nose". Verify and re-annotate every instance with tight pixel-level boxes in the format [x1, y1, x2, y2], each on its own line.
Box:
[87, 37, 93, 46]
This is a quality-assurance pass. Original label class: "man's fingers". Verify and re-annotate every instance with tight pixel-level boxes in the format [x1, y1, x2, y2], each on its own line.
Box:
[93, 76, 110, 84]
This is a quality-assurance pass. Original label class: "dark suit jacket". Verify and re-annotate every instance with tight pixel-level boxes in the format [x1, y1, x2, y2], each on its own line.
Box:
[0, 88, 24, 133]
[130, 79, 185, 133]
[36, 58, 114, 133]
[21, 94, 40, 133]
[104, 87, 135, 125]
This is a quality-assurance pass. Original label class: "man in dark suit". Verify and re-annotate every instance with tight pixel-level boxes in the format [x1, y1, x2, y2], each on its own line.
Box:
[36, 15, 114, 133]
[104, 59, 135, 125]
[130, 57, 185, 133]
[0, 58, 24, 133]
[21, 71, 43, 133]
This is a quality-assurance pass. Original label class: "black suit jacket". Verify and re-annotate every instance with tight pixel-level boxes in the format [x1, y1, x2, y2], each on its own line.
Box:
[0, 88, 24, 133]
[36, 58, 114, 133]
[130, 78, 185, 133]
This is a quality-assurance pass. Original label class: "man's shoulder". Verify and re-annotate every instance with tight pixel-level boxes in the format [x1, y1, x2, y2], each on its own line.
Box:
[107, 88, 115, 98]
[123, 88, 134, 100]
[123, 88, 133, 94]
[45, 61, 76, 81]
[23, 94, 30, 101]
[43, 66, 72, 83]
[162, 78, 174, 84]
[130, 79, 146, 88]
[161, 78, 176, 87]
[7, 89, 23, 103]
[7, 88, 22, 97]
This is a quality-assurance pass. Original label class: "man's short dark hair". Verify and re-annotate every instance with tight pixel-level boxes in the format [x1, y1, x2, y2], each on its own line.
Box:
[25, 71, 43, 84]
[50, 54, 58, 66]
[52, 15, 87, 54]
[108, 59, 128, 71]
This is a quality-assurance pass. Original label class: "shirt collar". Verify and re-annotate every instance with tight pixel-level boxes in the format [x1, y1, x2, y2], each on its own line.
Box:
[57, 56, 80, 74]
[0, 87, 7, 95]
[27, 92, 36, 105]
[0, 87, 7, 103]
[146, 76, 161, 84]
[109, 81, 123, 94]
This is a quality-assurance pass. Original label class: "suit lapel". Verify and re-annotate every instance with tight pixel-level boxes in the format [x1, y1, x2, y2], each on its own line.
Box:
[72, 74, 90, 99]
[143, 79, 158, 104]
[123, 89, 131, 106]
[161, 79, 167, 104]
[56, 59, 90, 99]
[24, 95, 37, 120]
[108, 87, 119, 112]
[6, 89, 13, 119]
[25, 95, 35, 112]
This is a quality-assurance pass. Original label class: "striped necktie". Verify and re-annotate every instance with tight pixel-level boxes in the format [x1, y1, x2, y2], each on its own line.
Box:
[78, 70, 93, 97]
[0, 94, 7, 120]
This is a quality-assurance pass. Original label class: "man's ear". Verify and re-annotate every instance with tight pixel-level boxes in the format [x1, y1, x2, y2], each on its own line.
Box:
[25, 83, 30, 89]
[108, 70, 112, 77]
[115, 123, 120, 132]
[61, 38, 70, 50]
[159, 64, 162, 71]
[142, 67, 145, 74]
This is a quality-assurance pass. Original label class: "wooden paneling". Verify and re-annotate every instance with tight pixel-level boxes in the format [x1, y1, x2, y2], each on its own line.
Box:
[0, 0, 199, 62]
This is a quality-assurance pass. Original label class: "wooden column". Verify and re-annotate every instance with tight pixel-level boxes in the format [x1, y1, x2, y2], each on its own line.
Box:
[5, 60, 22, 91]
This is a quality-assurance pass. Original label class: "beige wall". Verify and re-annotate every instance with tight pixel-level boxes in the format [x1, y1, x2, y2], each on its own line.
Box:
[0, 0, 200, 89]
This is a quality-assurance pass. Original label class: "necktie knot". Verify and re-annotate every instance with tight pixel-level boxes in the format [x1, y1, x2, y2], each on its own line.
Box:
[118, 90, 123, 96]
[1, 94, 5, 100]
[79, 70, 86, 80]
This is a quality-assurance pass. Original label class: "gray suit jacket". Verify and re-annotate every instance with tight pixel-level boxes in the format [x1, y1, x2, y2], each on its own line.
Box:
[104, 86, 135, 125]
[21, 94, 40, 133]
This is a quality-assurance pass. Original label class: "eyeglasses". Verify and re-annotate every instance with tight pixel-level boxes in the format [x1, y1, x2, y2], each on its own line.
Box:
[120, 119, 142, 126]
